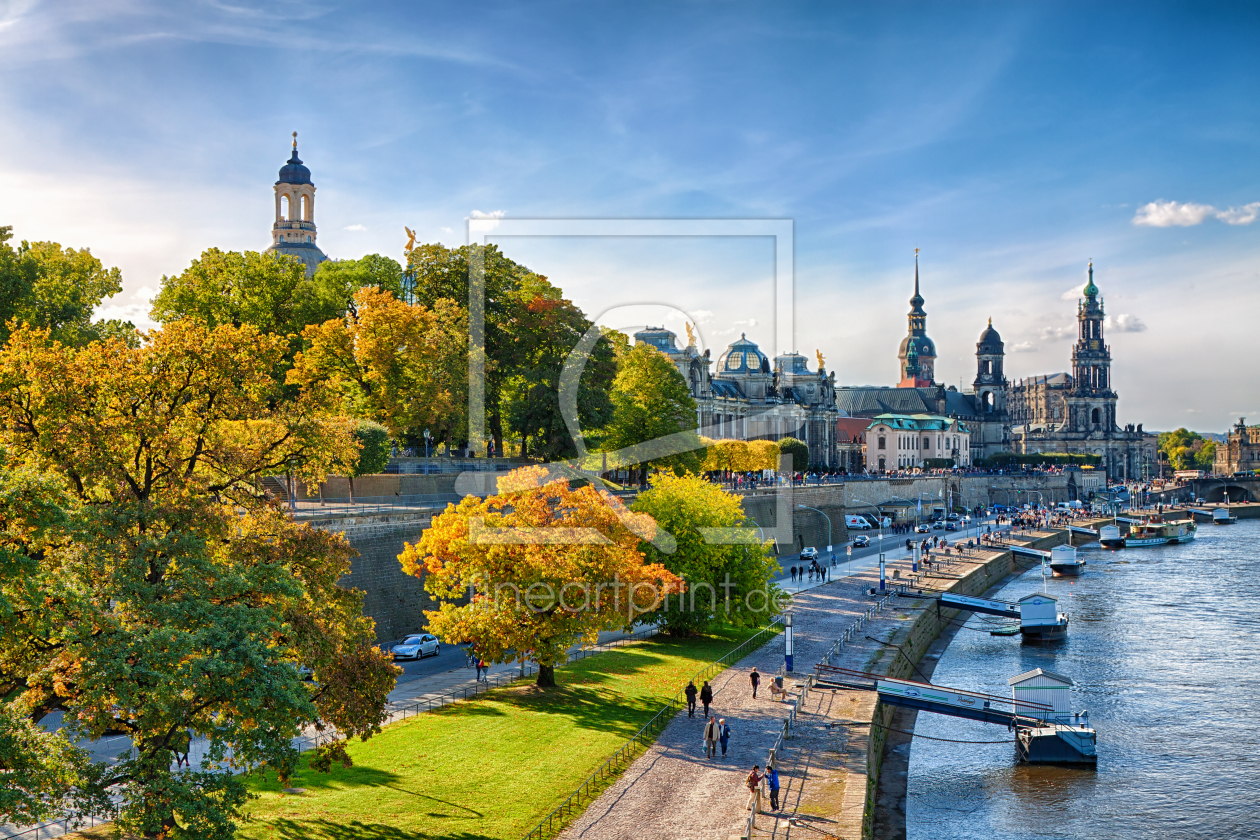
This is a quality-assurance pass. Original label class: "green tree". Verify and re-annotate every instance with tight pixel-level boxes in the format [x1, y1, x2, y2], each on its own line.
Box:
[602, 342, 702, 482]
[345, 419, 392, 503]
[777, 437, 809, 472]
[1157, 428, 1215, 471]
[0, 322, 396, 839]
[630, 473, 782, 635]
[0, 225, 132, 346]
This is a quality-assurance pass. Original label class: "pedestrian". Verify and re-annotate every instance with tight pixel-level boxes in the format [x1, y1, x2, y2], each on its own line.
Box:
[766, 764, 780, 811]
[719, 718, 731, 756]
[700, 680, 714, 718]
[790, 566, 797, 583]
[750, 667, 761, 699]
[746, 764, 763, 800]
[685, 680, 698, 717]
[474, 657, 483, 681]
[703, 716, 721, 758]
[477, 658, 488, 682]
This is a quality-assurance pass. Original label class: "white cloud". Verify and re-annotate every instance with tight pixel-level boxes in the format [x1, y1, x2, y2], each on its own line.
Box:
[470, 209, 505, 219]
[1038, 324, 1075, 341]
[131, 285, 155, 301]
[1011, 341, 1035, 353]
[1133, 200, 1216, 227]
[1060, 283, 1086, 301]
[343, 223, 367, 231]
[1108, 313, 1146, 333]
[1216, 202, 1260, 225]
[1133, 199, 1260, 227]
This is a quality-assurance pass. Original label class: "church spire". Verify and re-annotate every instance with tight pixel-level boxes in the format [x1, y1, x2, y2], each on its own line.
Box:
[1083, 260, 1099, 299]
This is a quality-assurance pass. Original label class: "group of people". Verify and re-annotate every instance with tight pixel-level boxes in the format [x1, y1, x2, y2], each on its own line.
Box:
[789, 561, 831, 583]
[683, 668, 783, 812]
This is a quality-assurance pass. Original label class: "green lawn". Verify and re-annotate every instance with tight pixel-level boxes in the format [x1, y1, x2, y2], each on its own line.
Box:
[239, 627, 775, 840]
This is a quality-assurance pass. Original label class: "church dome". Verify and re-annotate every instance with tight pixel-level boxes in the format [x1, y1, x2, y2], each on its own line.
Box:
[716, 333, 768, 376]
[897, 334, 936, 359]
[977, 319, 1003, 353]
[277, 149, 312, 185]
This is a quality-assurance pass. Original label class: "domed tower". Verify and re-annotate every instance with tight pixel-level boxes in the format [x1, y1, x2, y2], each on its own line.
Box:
[1068, 261, 1115, 430]
[265, 132, 328, 276]
[973, 318, 1007, 414]
[897, 252, 937, 386]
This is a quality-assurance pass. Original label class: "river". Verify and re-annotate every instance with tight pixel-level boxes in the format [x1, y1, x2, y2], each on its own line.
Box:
[906, 520, 1260, 840]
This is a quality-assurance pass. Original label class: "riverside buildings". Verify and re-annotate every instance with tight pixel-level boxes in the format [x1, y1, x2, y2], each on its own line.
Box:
[1214, 418, 1260, 474]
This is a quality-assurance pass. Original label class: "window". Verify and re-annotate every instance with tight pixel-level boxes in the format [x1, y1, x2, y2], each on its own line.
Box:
[923, 437, 930, 450]
[878, 436, 886, 450]
[1091, 408, 1100, 425]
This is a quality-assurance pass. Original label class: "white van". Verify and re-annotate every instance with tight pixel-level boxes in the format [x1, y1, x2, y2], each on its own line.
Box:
[845, 515, 872, 530]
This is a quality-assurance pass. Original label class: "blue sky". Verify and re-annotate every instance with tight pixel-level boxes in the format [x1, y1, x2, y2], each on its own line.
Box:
[1, 1, 1257, 431]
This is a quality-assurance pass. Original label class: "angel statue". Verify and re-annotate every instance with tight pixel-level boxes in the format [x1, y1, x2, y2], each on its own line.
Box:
[404, 226, 417, 254]
[816, 349, 826, 371]
[685, 322, 696, 346]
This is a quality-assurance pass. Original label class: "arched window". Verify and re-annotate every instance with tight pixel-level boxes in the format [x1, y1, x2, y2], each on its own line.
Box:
[301, 194, 311, 221]
[983, 392, 994, 412]
[279, 194, 290, 220]
[878, 436, 886, 450]
[1091, 408, 1101, 425]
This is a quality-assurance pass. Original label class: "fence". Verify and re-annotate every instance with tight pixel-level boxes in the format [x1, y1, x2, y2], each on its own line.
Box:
[520, 618, 785, 840]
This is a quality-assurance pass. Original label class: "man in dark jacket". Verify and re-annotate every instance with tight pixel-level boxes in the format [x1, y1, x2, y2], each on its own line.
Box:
[765, 764, 780, 810]
[700, 681, 714, 718]
[750, 667, 761, 699]
[685, 681, 698, 717]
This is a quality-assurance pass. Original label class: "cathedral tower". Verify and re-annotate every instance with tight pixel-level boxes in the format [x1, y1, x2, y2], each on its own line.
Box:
[897, 252, 936, 386]
[265, 132, 328, 276]
[973, 318, 1007, 414]
[1068, 262, 1116, 431]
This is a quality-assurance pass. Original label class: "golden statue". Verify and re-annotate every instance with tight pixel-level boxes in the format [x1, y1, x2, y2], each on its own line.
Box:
[816, 349, 825, 370]
[685, 322, 696, 346]
[292, 131, 298, 149]
[404, 226, 416, 254]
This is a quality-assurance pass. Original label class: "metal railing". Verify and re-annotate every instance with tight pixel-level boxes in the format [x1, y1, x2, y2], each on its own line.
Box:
[520, 618, 785, 840]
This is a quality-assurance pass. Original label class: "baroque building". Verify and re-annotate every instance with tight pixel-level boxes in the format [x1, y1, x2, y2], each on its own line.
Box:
[1008, 264, 1155, 479]
[864, 414, 972, 472]
[835, 258, 1010, 465]
[265, 133, 328, 276]
[633, 326, 840, 468]
[1214, 418, 1260, 474]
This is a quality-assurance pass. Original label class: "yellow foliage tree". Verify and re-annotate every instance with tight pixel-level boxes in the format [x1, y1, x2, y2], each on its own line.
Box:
[400, 466, 685, 687]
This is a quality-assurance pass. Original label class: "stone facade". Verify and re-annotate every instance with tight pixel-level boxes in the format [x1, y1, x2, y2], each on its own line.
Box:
[1215, 418, 1260, 474]
[634, 327, 840, 468]
[863, 414, 971, 472]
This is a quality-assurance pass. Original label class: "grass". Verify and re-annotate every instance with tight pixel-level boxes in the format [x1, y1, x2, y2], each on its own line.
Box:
[238, 626, 776, 840]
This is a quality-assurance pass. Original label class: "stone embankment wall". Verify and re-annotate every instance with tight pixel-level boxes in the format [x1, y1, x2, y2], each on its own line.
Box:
[842, 531, 1067, 838]
[739, 474, 1074, 550]
[306, 510, 448, 644]
[296, 473, 460, 501]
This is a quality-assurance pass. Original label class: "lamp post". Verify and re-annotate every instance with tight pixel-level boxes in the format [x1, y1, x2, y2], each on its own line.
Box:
[423, 428, 431, 460]
[784, 610, 794, 672]
[849, 499, 887, 590]
[797, 505, 833, 559]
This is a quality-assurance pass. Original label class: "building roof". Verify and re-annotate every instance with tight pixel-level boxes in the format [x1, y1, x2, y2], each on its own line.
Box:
[1015, 372, 1071, 388]
[835, 386, 935, 416]
[1008, 667, 1073, 686]
[277, 145, 313, 186]
[633, 326, 681, 356]
[1017, 592, 1058, 604]
[835, 417, 870, 442]
[866, 413, 970, 433]
[977, 318, 1003, 353]
[716, 333, 769, 377]
[710, 379, 745, 399]
[898, 334, 937, 359]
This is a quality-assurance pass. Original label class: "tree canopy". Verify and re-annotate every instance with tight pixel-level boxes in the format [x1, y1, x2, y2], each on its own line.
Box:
[630, 473, 782, 636]
[776, 437, 809, 472]
[601, 342, 702, 479]
[400, 466, 683, 687]
[0, 225, 132, 346]
[1157, 428, 1217, 472]
[0, 322, 396, 838]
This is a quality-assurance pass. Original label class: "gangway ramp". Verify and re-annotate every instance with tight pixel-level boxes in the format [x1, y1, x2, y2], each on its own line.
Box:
[1068, 524, 1098, 537]
[939, 592, 1020, 619]
[1008, 544, 1050, 561]
[813, 665, 1050, 727]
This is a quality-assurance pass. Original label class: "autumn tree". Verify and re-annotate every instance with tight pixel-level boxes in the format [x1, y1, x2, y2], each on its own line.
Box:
[0, 322, 396, 838]
[288, 287, 468, 446]
[400, 466, 683, 687]
[631, 473, 783, 636]
[777, 437, 810, 472]
[0, 225, 134, 346]
[601, 342, 703, 482]
[1157, 428, 1217, 472]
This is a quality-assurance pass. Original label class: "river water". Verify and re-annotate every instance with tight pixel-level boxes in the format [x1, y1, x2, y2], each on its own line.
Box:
[906, 520, 1260, 840]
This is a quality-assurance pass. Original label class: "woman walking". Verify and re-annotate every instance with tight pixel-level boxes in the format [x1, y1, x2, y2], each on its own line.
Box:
[703, 716, 721, 759]
[700, 681, 714, 718]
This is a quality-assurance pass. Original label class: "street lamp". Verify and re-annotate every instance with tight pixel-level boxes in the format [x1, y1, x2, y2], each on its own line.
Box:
[784, 610, 794, 672]
[797, 505, 833, 559]
[423, 428, 432, 460]
[849, 499, 887, 590]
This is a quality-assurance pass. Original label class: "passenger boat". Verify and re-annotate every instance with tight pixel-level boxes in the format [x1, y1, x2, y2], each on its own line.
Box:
[1048, 545, 1086, 576]
[1213, 507, 1238, 525]
[1123, 515, 1197, 548]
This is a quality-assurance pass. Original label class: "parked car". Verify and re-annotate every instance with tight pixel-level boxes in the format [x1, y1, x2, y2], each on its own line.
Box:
[944, 522, 958, 531]
[852, 535, 871, 548]
[800, 546, 819, 561]
[391, 633, 440, 660]
[915, 524, 931, 533]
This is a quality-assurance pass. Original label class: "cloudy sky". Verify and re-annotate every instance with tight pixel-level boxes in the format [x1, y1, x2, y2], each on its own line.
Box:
[1, 1, 1257, 432]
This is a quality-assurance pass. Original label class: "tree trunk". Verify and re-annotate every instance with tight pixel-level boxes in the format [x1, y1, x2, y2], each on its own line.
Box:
[348, 475, 355, 505]
[535, 664, 556, 688]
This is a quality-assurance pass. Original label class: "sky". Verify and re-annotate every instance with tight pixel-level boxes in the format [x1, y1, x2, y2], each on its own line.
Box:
[1, 1, 1257, 433]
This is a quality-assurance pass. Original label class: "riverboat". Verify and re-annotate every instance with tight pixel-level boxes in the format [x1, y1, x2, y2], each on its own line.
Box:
[1048, 545, 1086, 576]
[1213, 508, 1238, 525]
[1124, 515, 1197, 548]
[1098, 523, 1125, 549]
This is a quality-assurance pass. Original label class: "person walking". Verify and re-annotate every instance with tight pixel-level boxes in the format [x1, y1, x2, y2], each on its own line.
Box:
[766, 764, 780, 811]
[703, 716, 721, 759]
[719, 718, 731, 756]
[477, 658, 488, 682]
[790, 566, 797, 583]
[474, 657, 483, 682]
[750, 667, 761, 699]
[700, 680, 714, 718]
[685, 681, 698, 717]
